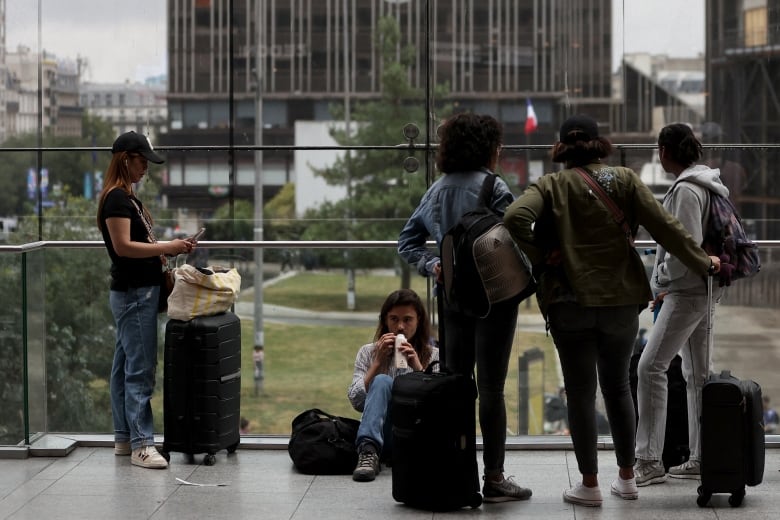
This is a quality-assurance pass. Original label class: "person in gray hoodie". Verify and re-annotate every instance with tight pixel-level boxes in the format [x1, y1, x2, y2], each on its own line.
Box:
[634, 123, 729, 486]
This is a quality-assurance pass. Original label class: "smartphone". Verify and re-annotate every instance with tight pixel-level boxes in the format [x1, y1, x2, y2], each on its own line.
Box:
[189, 227, 206, 242]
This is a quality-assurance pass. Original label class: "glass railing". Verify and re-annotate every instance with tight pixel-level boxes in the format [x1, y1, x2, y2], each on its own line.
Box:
[1, 238, 779, 449]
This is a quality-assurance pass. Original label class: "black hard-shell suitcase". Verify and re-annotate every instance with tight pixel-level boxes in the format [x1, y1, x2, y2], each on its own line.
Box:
[697, 371, 764, 507]
[162, 311, 241, 465]
[390, 366, 482, 511]
[697, 277, 765, 507]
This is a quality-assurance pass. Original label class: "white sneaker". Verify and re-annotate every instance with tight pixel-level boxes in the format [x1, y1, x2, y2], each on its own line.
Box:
[634, 459, 666, 486]
[563, 483, 602, 507]
[610, 476, 639, 500]
[131, 446, 168, 469]
[668, 459, 700, 479]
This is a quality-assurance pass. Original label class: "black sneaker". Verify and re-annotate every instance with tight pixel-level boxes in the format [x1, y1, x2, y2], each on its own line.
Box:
[482, 476, 532, 502]
[352, 445, 380, 482]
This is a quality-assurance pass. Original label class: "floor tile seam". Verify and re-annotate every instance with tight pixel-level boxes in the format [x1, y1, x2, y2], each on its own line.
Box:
[0, 476, 58, 520]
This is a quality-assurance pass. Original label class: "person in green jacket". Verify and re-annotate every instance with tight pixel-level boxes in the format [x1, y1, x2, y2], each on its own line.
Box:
[503, 115, 721, 507]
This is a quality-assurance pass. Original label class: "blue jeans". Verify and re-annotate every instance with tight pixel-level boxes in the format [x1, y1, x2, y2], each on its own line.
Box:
[442, 299, 518, 479]
[356, 374, 393, 455]
[109, 286, 160, 450]
[548, 302, 637, 475]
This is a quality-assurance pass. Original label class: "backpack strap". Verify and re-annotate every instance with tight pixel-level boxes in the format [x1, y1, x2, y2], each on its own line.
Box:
[574, 167, 634, 246]
[477, 172, 497, 209]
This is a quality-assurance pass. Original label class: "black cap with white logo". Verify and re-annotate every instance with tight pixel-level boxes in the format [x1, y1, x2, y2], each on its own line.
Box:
[111, 131, 164, 164]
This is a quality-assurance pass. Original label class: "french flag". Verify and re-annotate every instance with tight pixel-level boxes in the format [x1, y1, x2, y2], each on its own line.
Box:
[524, 98, 538, 135]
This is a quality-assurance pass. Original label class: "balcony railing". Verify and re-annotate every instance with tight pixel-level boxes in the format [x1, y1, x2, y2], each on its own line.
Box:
[1, 239, 779, 457]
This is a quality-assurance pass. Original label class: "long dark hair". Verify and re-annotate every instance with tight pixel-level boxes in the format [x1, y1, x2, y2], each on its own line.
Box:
[658, 123, 702, 168]
[374, 289, 433, 367]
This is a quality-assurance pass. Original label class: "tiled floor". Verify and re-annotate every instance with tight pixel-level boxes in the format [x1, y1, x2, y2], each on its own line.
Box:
[1, 441, 778, 519]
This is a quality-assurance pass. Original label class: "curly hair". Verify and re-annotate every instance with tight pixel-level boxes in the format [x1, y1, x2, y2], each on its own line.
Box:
[436, 112, 503, 173]
[658, 123, 702, 168]
[374, 289, 433, 368]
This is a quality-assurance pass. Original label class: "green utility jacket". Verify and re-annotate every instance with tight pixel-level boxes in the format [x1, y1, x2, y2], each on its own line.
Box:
[503, 163, 712, 315]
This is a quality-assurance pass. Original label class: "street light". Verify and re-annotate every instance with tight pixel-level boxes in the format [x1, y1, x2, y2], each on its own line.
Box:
[253, 0, 265, 353]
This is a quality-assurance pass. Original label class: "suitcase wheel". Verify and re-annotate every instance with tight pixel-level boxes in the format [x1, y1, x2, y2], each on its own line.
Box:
[469, 493, 483, 508]
[160, 450, 171, 463]
[696, 486, 711, 508]
[204, 454, 217, 466]
[227, 442, 239, 454]
[728, 489, 745, 507]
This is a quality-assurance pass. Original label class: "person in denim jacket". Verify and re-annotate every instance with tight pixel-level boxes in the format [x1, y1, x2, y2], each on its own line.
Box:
[398, 112, 533, 503]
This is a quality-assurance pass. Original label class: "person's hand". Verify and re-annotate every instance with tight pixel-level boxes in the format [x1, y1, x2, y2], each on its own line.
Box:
[166, 238, 194, 256]
[718, 254, 736, 287]
[707, 255, 721, 275]
[396, 338, 422, 371]
[650, 291, 668, 312]
[433, 262, 442, 283]
[371, 333, 395, 365]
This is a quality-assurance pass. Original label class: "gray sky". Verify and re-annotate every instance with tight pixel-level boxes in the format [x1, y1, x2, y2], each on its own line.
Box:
[6, 0, 704, 83]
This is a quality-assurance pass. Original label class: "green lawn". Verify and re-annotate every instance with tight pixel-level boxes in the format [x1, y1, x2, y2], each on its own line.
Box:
[154, 271, 560, 436]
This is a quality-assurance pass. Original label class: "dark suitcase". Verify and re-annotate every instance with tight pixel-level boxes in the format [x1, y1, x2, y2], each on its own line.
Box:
[697, 371, 764, 507]
[162, 312, 242, 465]
[390, 367, 482, 511]
[697, 277, 765, 507]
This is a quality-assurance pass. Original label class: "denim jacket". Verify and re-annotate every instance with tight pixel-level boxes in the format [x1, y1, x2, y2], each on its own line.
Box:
[398, 168, 515, 277]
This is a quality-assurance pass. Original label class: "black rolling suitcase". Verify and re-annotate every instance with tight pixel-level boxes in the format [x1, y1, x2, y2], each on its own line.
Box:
[697, 278, 765, 507]
[390, 365, 482, 511]
[162, 311, 242, 465]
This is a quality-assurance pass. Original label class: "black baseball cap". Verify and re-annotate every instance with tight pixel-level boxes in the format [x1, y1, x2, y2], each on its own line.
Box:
[559, 115, 599, 144]
[111, 131, 165, 164]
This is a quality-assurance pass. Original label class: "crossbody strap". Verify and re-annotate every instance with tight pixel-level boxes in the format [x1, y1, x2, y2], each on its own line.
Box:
[574, 167, 634, 246]
[129, 196, 169, 269]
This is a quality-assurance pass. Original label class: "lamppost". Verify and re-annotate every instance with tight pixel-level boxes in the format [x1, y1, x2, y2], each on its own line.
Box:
[253, 0, 265, 355]
[344, 0, 356, 310]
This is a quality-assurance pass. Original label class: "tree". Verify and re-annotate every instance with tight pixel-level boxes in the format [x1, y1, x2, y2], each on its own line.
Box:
[302, 16, 452, 285]
[0, 114, 116, 226]
[0, 192, 117, 441]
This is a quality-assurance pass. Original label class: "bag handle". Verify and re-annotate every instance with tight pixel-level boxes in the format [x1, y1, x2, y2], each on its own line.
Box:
[574, 167, 634, 246]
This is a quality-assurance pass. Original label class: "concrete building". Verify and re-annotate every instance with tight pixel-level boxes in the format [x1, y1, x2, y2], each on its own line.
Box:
[4, 45, 83, 138]
[706, 0, 780, 239]
[161, 0, 616, 214]
[80, 81, 168, 142]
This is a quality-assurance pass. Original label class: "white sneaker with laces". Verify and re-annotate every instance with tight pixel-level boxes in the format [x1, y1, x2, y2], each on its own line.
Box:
[668, 459, 700, 479]
[563, 483, 602, 507]
[610, 476, 639, 500]
[131, 446, 168, 469]
[634, 459, 666, 486]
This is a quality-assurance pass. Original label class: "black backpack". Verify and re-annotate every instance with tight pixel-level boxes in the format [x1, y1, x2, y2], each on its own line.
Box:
[440, 173, 536, 318]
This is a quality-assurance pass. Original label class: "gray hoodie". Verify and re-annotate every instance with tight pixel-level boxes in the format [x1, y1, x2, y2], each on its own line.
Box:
[652, 164, 729, 294]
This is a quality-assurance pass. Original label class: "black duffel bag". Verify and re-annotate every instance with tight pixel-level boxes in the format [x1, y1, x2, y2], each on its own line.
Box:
[288, 408, 361, 474]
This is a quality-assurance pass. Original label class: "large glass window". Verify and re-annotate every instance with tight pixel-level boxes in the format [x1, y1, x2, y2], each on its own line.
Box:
[1, 0, 778, 444]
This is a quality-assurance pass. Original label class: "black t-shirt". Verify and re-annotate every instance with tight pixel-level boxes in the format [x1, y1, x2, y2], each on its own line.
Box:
[100, 188, 162, 291]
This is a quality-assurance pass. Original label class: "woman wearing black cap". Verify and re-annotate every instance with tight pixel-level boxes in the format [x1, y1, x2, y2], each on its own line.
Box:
[504, 115, 721, 506]
[96, 131, 195, 469]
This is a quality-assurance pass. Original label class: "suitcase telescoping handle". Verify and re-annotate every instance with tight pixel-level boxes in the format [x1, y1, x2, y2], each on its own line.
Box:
[706, 275, 713, 374]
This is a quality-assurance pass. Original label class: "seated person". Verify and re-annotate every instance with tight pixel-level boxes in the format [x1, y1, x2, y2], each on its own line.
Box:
[347, 289, 439, 482]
